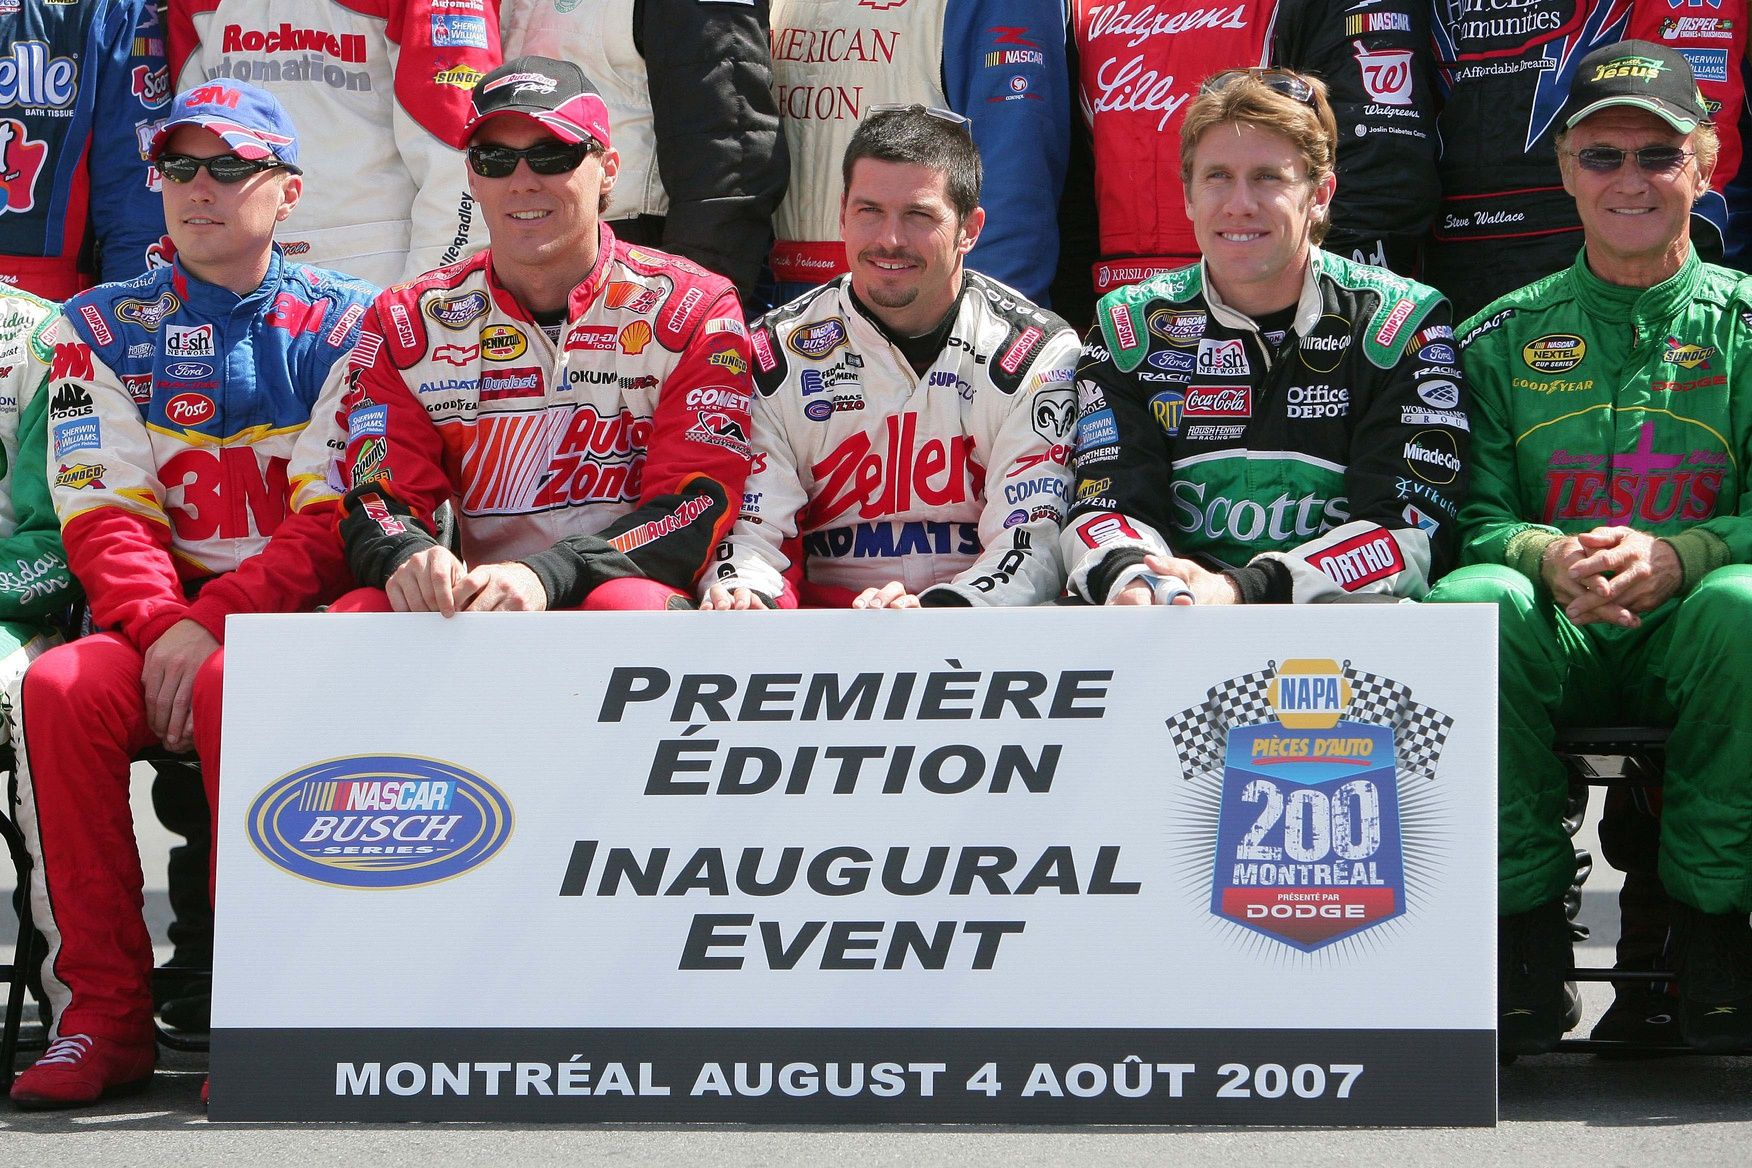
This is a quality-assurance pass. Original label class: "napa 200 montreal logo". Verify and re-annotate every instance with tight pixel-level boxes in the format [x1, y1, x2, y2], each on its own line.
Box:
[247, 755, 514, 888]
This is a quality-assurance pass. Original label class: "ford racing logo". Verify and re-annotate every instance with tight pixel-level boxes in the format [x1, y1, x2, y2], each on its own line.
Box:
[247, 755, 514, 889]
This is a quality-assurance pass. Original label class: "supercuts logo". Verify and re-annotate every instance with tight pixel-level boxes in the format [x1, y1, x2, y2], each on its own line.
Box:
[246, 755, 513, 889]
[808, 413, 981, 525]
[1183, 386, 1251, 417]
[1165, 658, 1453, 952]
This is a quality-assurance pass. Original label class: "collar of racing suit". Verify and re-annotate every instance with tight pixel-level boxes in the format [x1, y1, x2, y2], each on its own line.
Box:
[847, 280, 967, 375]
[170, 244, 285, 316]
[1568, 243, 1702, 331]
[476, 222, 621, 323]
[1197, 251, 1326, 343]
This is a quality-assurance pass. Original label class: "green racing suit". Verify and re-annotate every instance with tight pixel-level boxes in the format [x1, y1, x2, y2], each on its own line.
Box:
[1427, 248, 1752, 916]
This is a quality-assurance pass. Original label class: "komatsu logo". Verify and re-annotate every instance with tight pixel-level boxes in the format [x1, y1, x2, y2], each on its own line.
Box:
[248, 755, 513, 889]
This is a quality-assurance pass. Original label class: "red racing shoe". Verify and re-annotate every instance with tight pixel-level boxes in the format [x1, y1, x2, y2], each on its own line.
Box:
[9, 1033, 155, 1110]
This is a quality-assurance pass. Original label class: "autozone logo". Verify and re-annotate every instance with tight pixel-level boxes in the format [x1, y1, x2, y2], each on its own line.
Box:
[1308, 528, 1404, 591]
[460, 406, 652, 515]
[808, 413, 979, 524]
[1183, 386, 1251, 416]
[220, 24, 367, 62]
[604, 281, 660, 313]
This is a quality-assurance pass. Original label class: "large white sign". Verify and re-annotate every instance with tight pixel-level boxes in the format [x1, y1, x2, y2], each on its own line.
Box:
[211, 606, 1497, 1124]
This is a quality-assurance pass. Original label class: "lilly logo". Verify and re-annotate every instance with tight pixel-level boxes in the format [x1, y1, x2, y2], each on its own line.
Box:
[247, 755, 513, 889]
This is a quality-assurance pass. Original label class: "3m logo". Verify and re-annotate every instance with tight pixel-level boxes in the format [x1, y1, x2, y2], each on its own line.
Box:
[50, 342, 93, 382]
[160, 448, 291, 541]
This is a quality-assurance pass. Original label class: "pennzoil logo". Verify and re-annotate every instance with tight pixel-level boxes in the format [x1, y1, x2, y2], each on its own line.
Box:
[1166, 658, 1452, 952]
[1523, 334, 1585, 373]
[248, 755, 514, 889]
[481, 324, 527, 361]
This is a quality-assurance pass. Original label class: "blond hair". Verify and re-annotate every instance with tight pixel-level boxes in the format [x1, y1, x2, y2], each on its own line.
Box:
[1180, 71, 1339, 244]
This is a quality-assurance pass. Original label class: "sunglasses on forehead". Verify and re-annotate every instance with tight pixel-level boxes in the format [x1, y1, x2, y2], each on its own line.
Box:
[157, 153, 300, 184]
[867, 102, 973, 132]
[1569, 145, 1694, 174]
[466, 140, 595, 178]
[1200, 68, 1317, 107]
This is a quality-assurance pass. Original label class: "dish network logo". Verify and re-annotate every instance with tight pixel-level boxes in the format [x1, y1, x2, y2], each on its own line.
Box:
[807, 413, 982, 524]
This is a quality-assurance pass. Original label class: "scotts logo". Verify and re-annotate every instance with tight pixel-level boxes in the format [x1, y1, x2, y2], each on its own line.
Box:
[788, 318, 849, 360]
[246, 755, 514, 889]
[426, 290, 489, 330]
[165, 393, 216, 426]
[1183, 386, 1251, 417]
[1523, 334, 1585, 373]
[114, 292, 179, 331]
[1663, 337, 1716, 369]
[481, 324, 527, 361]
[1403, 429, 1461, 485]
[1589, 55, 1665, 82]
[1148, 309, 1204, 347]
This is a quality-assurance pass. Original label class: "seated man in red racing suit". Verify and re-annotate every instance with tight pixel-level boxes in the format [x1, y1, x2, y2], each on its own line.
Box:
[8, 80, 374, 1109]
[698, 105, 1078, 611]
[333, 57, 752, 614]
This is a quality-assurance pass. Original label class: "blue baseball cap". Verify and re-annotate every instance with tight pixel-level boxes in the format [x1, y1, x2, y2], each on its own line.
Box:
[150, 79, 301, 169]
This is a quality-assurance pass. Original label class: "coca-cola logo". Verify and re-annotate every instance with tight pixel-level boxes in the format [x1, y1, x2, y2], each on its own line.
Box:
[1183, 386, 1251, 417]
[166, 393, 216, 426]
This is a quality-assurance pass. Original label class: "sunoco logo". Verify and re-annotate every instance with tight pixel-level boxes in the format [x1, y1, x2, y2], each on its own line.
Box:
[247, 755, 513, 889]
[1523, 334, 1585, 373]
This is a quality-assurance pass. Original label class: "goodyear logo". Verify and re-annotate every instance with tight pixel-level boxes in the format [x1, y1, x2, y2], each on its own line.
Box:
[1267, 658, 1351, 729]
[247, 755, 513, 889]
[1523, 333, 1585, 373]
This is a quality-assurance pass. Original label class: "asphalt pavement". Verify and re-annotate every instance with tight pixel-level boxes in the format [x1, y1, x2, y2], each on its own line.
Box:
[1, 767, 1747, 1165]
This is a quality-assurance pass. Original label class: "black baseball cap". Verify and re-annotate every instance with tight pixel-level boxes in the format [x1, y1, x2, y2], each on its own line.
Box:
[464, 56, 612, 149]
[1560, 40, 1710, 133]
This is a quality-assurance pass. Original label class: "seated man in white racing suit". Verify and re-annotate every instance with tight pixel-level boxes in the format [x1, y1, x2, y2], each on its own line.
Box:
[700, 104, 1078, 611]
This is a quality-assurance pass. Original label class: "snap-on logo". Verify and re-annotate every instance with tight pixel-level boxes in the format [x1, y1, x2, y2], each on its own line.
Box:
[247, 755, 514, 889]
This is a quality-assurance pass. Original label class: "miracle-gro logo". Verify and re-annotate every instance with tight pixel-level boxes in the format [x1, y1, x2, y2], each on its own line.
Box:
[248, 755, 513, 889]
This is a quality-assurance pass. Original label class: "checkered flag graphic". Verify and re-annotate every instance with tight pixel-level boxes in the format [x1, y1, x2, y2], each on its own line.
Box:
[1166, 667, 1276, 775]
[1344, 666, 1453, 778]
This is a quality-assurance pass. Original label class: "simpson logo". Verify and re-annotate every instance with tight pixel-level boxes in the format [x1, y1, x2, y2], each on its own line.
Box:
[246, 755, 513, 889]
[999, 326, 1044, 375]
[326, 303, 366, 347]
[565, 325, 616, 352]
[1523, 334, 1585, 373]
[389, 303, 418, 348]
[425, 290, 489, 330]
[707, 348, 749, 377]
[1148, 309, 1205, 347]
[619, 320, 654, 355]
[664, 287, 705, 331]
[1165, 658, 1452, 951]
[1308, 527, 1405, 591]
[432, 342, 477, 365]
[1183, 386, 1251, 417]
[788, 318, 849, 360]
[479, 367, 543, 401]
[114, 291, 179, 331]
[751, 329, 777, 372]
[165, 323, 214, 358]
[481, 324, 528, 361]
[1373, 298, 1415, 346]
[1107, 303, 1137, 350]
[165, 392, 216, 427]
[79, 304, 114, 347]
[1663, 337, 1717, 369]
[604, 281, 661, 313]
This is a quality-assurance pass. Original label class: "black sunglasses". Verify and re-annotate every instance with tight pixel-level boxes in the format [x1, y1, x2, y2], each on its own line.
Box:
[157, 153, 299, 184]
[1571, 145, 1694, 174]
[1201, 68, 1316, 106]
[467, 141, 594, 178]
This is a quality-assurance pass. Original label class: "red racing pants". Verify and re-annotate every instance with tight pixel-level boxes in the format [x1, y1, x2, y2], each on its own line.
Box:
[10, 632, 226, 1044]
[328, 576, 690, 612]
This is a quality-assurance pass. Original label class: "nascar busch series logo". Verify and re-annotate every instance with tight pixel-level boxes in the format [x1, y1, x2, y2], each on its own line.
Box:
[247, 755, 513, 889]
[1166, 658, 1452, 951]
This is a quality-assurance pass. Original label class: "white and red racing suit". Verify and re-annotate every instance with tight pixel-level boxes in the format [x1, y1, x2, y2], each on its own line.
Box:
[707, 271, 1079, 607]
[337, 226, 753, 604]
[169, 0, 503, 287]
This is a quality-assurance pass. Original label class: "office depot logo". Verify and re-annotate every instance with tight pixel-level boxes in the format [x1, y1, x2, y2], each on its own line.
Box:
[248, 755, 513, 889]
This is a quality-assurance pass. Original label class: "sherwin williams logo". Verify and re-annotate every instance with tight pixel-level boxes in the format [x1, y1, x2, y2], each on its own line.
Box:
[248, 755, 513, 889]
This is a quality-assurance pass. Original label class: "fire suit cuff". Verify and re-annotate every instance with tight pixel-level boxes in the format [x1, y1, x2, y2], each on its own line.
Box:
[519, 545, 584, 610]
[1661, 530, 1729, 594]
[1227, 561, 1288, 604]
[182, 598, 232, 645]
[918, 586, 973, 608]
[135, 606, 195, 652]
[1505, 528, 1562, 587]
[1087, 548, 1149, 604]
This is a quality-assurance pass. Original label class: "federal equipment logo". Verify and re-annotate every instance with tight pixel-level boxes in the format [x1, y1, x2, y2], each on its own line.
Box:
[1166, 658, 1452, 951]
[248, 755, 514, 889]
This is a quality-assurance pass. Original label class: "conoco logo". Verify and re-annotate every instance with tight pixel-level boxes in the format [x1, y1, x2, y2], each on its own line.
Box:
[1183, 386, 1251, 416]
[166, 393, 215, 425]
